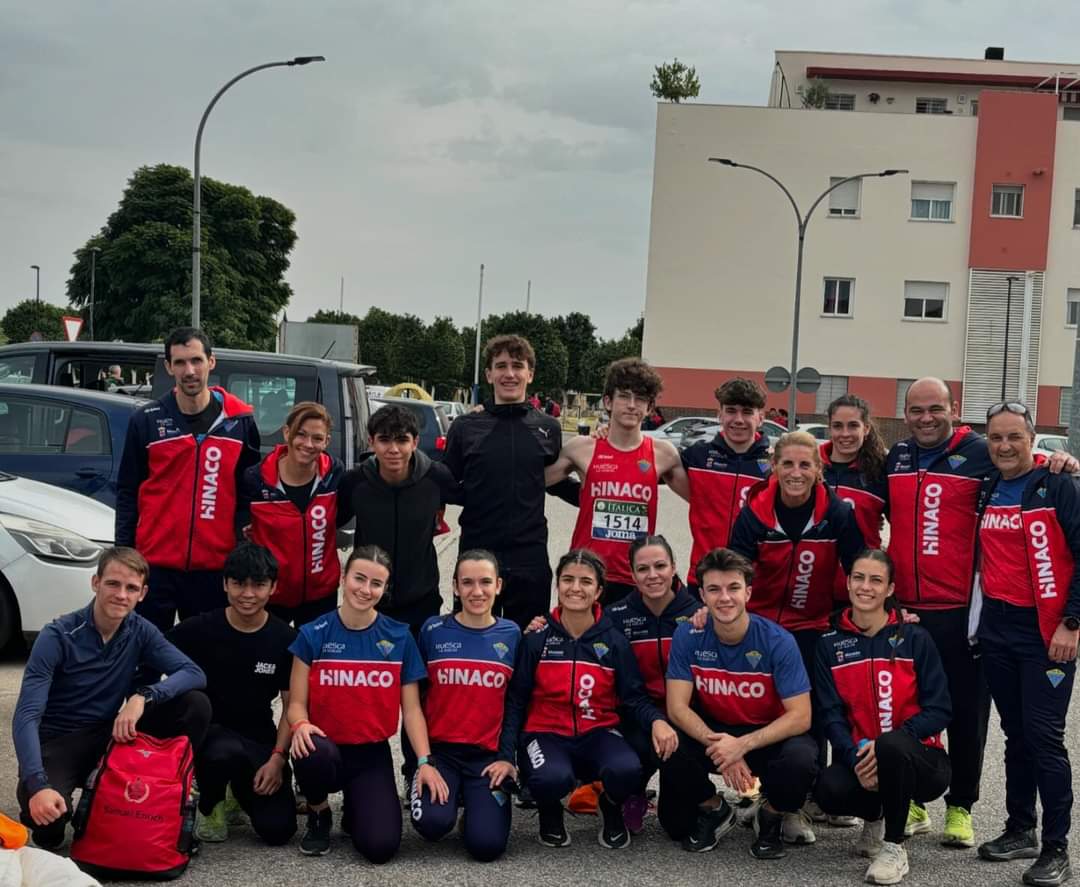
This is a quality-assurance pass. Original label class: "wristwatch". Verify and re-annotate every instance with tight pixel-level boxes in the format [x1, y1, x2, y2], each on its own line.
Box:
[135, 686, 155, 707]
[1063, 616, 1080, 632]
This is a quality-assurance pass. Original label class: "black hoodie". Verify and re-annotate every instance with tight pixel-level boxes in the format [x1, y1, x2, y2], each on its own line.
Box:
[338, 449, 460, 609]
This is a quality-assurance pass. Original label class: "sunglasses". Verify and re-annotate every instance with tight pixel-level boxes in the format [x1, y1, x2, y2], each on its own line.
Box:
[986, 400, 1030, 420]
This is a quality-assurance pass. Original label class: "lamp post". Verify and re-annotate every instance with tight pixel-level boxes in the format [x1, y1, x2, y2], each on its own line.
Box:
[191, 55, 326, 327]
[707, 159, 907, 424]
[1002, 275, 1021, 399]
[89, 247, 101, 341]
[30, 265, 40, 303]
[472, 264, 485, 405]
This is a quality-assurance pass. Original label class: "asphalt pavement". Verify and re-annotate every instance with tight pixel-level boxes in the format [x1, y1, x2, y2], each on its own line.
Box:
[1, 487, 1076, 886]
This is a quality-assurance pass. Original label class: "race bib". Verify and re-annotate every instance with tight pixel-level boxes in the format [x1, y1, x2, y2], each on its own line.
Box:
[591, 499, 648, 542]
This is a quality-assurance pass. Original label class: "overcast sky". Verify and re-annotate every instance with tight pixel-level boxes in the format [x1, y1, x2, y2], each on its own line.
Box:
[3, 0, 1078, 338]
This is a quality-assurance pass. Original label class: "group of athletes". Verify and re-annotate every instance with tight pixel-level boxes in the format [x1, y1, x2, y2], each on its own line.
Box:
[10, 326, 1080, 887]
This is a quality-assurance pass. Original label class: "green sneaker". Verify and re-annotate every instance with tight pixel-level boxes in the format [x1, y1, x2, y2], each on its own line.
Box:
[224, 786, 246, 826]
[942, 805, 975, 848]
[904, 802, 931, 837]
[195, 801, 228, 843]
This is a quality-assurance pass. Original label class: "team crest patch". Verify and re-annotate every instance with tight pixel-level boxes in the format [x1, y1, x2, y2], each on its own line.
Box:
[675, 615, 691, 623]
[637, 459, 651, 473]
[593, 642, 610, 659]
[376, 639, 395, 658]
[124, 778, 150, 804]
[1038, 487, 1048, 498]
[1047, 668, 1066, 689]
[757, 460, 771, 473]
[493, 642, 509, 660]
[948, 455, 967, 469]
[745, 650, 762, 667]
[887, 634, 903, 648]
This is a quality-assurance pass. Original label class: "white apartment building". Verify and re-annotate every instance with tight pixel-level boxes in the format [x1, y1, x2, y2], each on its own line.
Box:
[642, 48, 1080, 427]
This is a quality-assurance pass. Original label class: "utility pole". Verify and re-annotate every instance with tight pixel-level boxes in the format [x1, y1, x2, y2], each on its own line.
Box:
[526, 279, 531, 313]
[472, 264, 485, 404]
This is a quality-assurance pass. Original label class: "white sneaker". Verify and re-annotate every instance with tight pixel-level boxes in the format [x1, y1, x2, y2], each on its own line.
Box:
[865, 841, 909, 885]
[803, 799, 828, 823]
[782, 809, 817, 845]
[857, 818, 886, 859]
[829, 814, 861, 828]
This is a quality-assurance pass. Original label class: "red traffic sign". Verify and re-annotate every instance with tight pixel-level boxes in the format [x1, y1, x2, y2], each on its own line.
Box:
[62, 316, 84, 342]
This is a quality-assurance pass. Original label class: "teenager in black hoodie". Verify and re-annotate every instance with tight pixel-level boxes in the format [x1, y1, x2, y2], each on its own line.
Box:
[337, 405, 460, 635]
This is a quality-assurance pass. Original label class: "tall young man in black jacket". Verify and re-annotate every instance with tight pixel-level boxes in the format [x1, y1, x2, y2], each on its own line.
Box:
[443, 335, 569, 630]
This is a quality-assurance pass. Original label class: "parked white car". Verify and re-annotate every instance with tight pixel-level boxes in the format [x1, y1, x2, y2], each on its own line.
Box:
[1034, 433, 1072, 456]
[0, 472, 114, 648]
[643, 416, 714, 445]
[796, 423, 830, 441]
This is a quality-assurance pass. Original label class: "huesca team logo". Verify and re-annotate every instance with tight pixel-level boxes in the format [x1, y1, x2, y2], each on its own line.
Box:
[637, 459, 651, 474]
[1047, 668, 1066, 689]
[745, 650, 762, 667]
[492, 642, 509, 660]
[592, 642, 610, 659]
[376, 640, 395, 658]
[888, 635, 904, 649]
[124, 778, 150, 804]
[948, 455, 967, 470]
[757, 460, 770, 473]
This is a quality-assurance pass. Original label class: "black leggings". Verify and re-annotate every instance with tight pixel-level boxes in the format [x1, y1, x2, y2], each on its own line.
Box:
[410, 744, 511, 862]
[814, 730, 951, 844]
[520, 730, 643, 809]
[195, 724, 296, 846]
[291, 736, 400, 864]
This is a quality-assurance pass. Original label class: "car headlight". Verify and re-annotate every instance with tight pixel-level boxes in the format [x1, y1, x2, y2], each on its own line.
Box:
[0, 514, 103, 565]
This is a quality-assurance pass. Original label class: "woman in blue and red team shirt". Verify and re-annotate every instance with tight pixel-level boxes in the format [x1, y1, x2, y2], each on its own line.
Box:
[502, 549, 679, 850]
[821, 395, 888, 605]
[411, 549, 522, 862]
[287, 545, 448, 863]
[240, 402, 344, 627]
[814, 549, 951, 887]
[973, 401, 1080, 887]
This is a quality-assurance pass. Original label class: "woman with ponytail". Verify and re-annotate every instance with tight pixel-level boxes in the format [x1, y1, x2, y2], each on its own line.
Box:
[813, 549, 952, 885]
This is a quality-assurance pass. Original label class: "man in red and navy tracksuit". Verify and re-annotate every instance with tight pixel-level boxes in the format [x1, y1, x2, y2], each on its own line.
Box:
[885, 378, 1075, 847]
[116, 328, 261, 631]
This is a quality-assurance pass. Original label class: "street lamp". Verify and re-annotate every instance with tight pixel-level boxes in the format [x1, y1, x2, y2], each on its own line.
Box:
[1002, 275, 1022, 399]
[89, 247, 101, 341]
[472, 264, 485, 405]
[30, 265, 40, 303]
[708, 159, 907, 424]
[191, 55, 326, 327]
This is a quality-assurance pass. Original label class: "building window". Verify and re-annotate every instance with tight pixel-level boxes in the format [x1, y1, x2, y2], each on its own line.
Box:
[815, 376, 849, 413]
[916, 97, 948, 114]
[828, 178, 860, 217]
[1074, 189, 1080, 226]
[824, 93, 855, 111]
[1069, 289, 1080, 327]
[1060, 388, 1073, 426]
[970, 99, 979, 117]
[991, 184, 1024, 218]
[822, 278, 854, 316]
[904, 281, 948, 320]
[1064, 107, 1080, 121]
[895, 379, 916, 419]
[911, 182, 954, 221]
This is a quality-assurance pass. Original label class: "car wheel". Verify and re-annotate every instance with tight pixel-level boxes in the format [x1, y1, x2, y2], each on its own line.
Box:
[0, 576, 21, 654]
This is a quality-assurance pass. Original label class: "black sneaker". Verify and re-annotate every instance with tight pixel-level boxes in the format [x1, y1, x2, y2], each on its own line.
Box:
[598, 792, 631, 850]
[1023, 846, 1072, 887]
[517, 783, 537, 810]
[750, 807, 787, 860]
[682, 799, 737, 852]
[979, 828, 1040, 861]
[30, 826, 65, 851]
[299, 808, 332, 856]
[538, 804, 571, 848]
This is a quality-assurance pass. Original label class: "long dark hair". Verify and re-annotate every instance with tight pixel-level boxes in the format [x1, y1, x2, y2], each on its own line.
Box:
[849, 548, 902, 660]
[555, 548, 606, 590]
[628, 534, 676, 571]
[827, 394, 886, 484]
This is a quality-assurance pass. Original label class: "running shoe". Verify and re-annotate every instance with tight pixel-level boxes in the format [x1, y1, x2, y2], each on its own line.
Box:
[622, 793, 649, 835]
[568, 782, 601, 815]
[903, 801, 931, 837]
[299, 808, 332, 856]
[857, 819, 885, 859]
[941, 805, 975, 848]
[978, 828, 1039, 861]
[223, 786, 245, 826]
[597, 792, 631, 849]
[516, 783, 537, 810]
[682, 800, 737, 852]
[865, 841, 909, 884]
[829, 814, 860, 827]
[782, 808, 817, 845]
[803, 798, 828, 823]
[1023, 846, 1072, 887]
[538, 804, 571, 848]
[195, 801, 228, 843]
[750, 806, 786, 860]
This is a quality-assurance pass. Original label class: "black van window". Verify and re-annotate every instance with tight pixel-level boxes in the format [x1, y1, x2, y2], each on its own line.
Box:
[0, 356, 36, 384]
[226, 374, 297, 438]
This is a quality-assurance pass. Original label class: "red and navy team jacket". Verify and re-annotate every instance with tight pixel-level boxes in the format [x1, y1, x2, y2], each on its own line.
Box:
[499, 605, 664, 751]
[682, 433, 772, 586]
[728, 477, 864, 632]
[605, 583, 702, 705]
[418, 614, 522, 759]
[976, 464, 1080, 649]
[814, 609, 951, 769]
[885, 427, 991, 610]
[240, 446, 344, 608]
[116, 388, 260, 571]
[821, 442, 887, 602]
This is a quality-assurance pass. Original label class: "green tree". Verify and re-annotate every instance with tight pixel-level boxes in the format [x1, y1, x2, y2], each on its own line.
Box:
[423, 316, 466, 399]
[801, 80, 831, 109]
[0, 300, 67, 343]
[552, 312, 598, 393]
[309, 309, 362, 326]
[650, 58, 701, 103]
[584, 320, 644, 392]
[388, 314, 428, 383]
[356, 307, 402, 379]
[66, 164, 297, 349]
